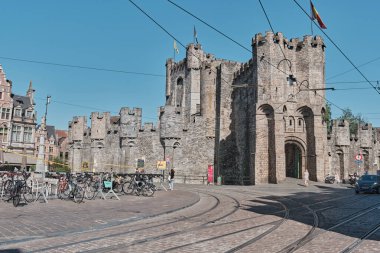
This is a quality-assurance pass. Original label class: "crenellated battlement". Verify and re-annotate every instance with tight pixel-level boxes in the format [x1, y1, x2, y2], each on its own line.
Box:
[253, 31, 325, 52]
[170, 59, 186, 74]
[141, 122, 156, 132]
[90, 112, 110, 140]
[233, 60, 253, 80]
[69, 116, 87, 142]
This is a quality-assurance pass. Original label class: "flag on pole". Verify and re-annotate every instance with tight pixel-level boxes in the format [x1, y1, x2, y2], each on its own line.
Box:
[173, 40, 179, 54]
[193, 26, 198, 44]
[310, 1, 327, 29]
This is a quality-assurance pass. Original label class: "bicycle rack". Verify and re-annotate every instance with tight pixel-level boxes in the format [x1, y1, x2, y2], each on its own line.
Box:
[103, 171, 120, 200]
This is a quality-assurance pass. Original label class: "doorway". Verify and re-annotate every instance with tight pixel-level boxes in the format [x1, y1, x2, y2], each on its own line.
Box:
[285, 143, 303, 179]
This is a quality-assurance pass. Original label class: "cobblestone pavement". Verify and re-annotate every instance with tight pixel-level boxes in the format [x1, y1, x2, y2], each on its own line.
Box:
[0, 179, 380, 252]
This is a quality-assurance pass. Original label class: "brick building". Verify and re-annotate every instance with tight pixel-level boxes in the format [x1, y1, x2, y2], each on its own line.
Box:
[0, 66, 37, 169]
[67, 32, 380, 184]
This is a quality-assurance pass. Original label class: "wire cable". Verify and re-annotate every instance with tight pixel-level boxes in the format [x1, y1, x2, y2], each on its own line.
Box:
[292, 0, 380, 95]
[166, 0, 252, 53]
[327, 56, 380, 81]
[0, 55, 164, 77]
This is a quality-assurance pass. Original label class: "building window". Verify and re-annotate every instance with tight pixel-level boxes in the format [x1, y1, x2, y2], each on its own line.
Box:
[1, 108, 10, 119]
[23, 127, 33, 143]
[12, 125, 22, 142]
[0, 92, 3, 100]
[49, 147, 53, 153]
[14, 108, 22, 117]
[0, 127, 7, 143]
[60, 152, 63, 159]
[49, 155, 53, 161]
[36, 146, 39, 152]
[25, 110, 32, 118]
[65, 152, 69, 160]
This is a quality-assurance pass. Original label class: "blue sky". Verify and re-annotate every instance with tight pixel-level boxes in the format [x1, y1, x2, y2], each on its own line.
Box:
[1, 0, 379, 129]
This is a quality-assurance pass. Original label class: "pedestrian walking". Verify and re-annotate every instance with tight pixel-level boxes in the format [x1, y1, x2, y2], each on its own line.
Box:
[335, 172, 340, 184]
[168, 168, 175, 190]
[304, 169, 309, 187]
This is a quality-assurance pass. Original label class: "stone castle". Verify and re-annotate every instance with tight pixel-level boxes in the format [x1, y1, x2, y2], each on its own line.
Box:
[68, 31, 380, 184]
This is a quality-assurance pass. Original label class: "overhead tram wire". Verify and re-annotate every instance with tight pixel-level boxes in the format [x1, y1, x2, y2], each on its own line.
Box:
[33, 97, 159, 122]
[0, 55, 164, 77]
[292, 0, 380, 96]
[166, 0, 251, 53]
[327, 56, 380, 81]
[128, 0, 241, 89]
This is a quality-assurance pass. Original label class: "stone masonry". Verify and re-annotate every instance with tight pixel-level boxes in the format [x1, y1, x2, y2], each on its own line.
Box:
[68, 32, 380, 184]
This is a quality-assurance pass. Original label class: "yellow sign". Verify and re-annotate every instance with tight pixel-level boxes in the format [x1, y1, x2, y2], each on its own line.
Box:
[156, 160, 167, 170]
[81, 161, 90, 172]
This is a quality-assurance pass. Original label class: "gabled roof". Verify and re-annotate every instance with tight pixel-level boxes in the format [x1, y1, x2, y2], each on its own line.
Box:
[55, 130, 68, 139]
[46, 125, 56, 141]
[12, 95, 32, 110]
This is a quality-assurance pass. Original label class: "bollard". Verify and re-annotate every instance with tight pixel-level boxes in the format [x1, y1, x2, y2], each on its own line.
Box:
[217, 176, 222, 186]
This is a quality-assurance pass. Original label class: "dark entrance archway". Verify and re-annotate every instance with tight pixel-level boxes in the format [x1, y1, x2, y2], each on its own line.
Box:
[285, 143, 303, 179]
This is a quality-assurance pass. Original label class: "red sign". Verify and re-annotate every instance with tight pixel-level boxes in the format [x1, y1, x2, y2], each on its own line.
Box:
[355, 154, 363, 161]
[207, 165, 214, 184]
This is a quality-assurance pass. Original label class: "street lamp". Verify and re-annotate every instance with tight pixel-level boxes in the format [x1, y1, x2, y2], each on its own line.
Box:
[36, 95, 51, 175]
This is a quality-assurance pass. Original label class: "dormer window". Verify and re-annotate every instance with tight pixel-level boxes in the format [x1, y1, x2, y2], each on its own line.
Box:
[14, 108, 22, 117]
[26, 110, 32, 118]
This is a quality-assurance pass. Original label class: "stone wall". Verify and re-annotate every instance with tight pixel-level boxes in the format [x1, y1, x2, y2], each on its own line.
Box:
[67, 32, 379, 184]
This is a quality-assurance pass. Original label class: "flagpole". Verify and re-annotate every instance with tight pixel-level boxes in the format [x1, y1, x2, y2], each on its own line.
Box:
[310, 0, 314, 36]
[311, 20, 314, 36]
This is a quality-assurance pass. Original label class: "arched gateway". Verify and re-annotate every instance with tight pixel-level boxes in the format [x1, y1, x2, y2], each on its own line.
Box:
[285, 141, 305, 179]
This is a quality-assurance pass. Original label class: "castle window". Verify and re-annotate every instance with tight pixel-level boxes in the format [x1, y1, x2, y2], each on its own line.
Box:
[176, 77, 184, 107]
[289, 119, 292, 126]
[298, 119, 302, 126]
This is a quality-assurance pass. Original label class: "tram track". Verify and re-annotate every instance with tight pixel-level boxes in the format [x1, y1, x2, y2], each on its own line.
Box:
[280, 198, 380, 253]
[2, 184, 380, 253]
[216, 189, 373, 253]
[80, 190, 243, 253]
[17, 190, 241, 253]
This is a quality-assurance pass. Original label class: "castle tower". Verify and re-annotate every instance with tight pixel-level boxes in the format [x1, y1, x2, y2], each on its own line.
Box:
[329, 120, 350, 180]
[250, 31, 327, 183]
[119, 107, 142, 170]
[68, 116, 87, 172]
[89, 112, 110, 171]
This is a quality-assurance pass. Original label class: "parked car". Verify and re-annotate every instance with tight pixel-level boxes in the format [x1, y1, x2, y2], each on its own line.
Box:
[325, 174, 335, 184]
[355, 175, 380, 194]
